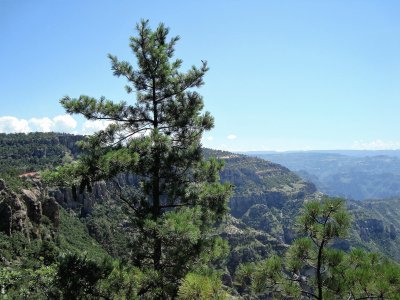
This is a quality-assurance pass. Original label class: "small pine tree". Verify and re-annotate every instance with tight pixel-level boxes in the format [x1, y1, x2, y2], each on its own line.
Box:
[46, 20, 232, 297]
[288, 196, 351, 299]
[243, 196, 400, 299]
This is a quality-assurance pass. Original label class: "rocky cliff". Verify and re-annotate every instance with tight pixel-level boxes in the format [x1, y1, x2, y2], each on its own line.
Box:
[0, 177, 60, 241]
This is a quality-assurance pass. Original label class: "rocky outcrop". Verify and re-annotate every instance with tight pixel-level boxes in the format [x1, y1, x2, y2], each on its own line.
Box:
[0, 179, 60, 239]
[227, 181, 316, 218]
[241, 204, 285, 242]
[0, 189, 28, 235]
[49, 182, 109, 216]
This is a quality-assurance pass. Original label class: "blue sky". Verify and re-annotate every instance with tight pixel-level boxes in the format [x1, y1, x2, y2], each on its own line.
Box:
[1, 1, 400, 151]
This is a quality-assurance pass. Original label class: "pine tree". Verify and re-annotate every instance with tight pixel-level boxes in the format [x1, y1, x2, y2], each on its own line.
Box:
[242, 196, 400, 299]
[236, 197, 351, 299]
[250, 198, 351, 299]
[47, 20, 232, 297]
[287, 196, 351, 299]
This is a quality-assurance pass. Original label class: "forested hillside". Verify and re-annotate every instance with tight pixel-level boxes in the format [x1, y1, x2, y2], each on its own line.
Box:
[2, 133, 400, 263]
[1, 133, 400, 298]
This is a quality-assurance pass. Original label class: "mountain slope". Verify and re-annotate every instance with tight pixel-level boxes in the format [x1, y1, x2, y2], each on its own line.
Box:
[1, 133, 400, 273]
[347, 198, 400, 260]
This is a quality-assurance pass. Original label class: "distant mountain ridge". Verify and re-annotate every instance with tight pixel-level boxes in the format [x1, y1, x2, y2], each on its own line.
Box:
[246, 149, 400, 157]
[247, 150, 400, 200]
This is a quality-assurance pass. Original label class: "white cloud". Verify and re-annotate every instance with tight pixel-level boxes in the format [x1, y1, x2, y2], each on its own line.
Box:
[53, 115, 77, 132]
[29, 117, 54, 132]
[207, 136, 214, 141]
[0, 114, 78, 134]
[351, 139, 400, 150]
[0, 116, 30, 133]
[227, 134, 237, 140]
[82, 120, 111, 135]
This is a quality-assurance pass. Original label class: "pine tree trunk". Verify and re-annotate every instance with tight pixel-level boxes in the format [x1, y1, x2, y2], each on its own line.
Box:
[152, 157, 161, 271]
[152, 77, 162, 271]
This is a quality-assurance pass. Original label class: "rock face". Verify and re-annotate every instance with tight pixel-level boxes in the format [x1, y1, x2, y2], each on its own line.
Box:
[0, 179, 60, 239]
[0, 189, 28, 235]
[48, 173, 137, 215]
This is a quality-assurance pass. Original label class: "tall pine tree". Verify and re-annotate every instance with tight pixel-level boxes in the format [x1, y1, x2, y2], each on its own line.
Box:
[48, 20, 232, 297]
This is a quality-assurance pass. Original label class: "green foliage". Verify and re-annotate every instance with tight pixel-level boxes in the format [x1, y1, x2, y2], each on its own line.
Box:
[38, 240, 59, 266]
[251, 255, 283, 295]
[298, 197, 351, 241]
[178, 272, 228, 300]
[0, 170, 31, 192]
[1, 254, 145, 299]
[54, 253, 113, 299]
[57, 209, 109, 258]
[0, 232, 28, 262]
[0, 205, 114, 298]
[339, 249, 400, 299]
[98, 262, 139, 300]
[234, 262, 257, 294]
[0, 264, 58, 299]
